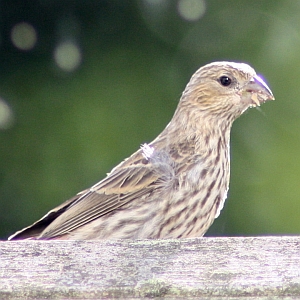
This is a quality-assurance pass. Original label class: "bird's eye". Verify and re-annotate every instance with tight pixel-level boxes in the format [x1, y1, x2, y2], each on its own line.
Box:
[219, 76, 232, 87]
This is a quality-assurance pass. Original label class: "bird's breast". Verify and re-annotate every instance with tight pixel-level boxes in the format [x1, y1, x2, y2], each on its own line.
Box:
[176, 144, 230, 216]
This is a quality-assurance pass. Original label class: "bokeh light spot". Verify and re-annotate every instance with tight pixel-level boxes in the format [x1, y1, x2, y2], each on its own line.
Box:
[177, 0, 206, 22]
[0, 99, 14, 130]
[54, 41, 82, 72]
[11, 22, 37, 51]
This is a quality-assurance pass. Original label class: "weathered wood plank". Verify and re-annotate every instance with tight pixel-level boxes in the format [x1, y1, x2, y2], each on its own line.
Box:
[0, 236, 300, 299]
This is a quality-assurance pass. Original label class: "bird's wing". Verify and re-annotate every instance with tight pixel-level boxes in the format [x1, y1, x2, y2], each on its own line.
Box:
[8, 192, 86, 240]
[10, 147, 175, 240]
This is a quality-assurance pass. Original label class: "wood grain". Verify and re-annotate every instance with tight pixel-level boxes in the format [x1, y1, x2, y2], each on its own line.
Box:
[1, 236, 300, 299]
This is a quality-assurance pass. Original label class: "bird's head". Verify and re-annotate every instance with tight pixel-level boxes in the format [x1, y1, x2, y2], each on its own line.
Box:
[180, 61, 274, 122]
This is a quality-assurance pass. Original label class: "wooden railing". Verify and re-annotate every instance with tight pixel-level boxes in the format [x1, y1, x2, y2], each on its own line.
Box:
[1, 236, 300, 299]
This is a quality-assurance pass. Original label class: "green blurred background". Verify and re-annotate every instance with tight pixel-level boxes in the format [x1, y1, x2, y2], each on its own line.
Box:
[0, 0, 298, 239]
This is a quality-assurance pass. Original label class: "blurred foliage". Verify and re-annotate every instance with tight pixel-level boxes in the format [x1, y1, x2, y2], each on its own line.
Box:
[0, 0, 298, 239]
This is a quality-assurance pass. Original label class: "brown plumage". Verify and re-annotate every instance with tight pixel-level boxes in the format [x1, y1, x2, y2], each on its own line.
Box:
[9, 61, 274, 240]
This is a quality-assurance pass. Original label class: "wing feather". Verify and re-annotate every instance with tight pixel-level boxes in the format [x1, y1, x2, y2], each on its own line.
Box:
[9, 145, 176, 240]
[39, 165, 159, 238]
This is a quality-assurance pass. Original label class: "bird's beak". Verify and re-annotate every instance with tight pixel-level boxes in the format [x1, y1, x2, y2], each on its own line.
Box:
[242, 75, 275, 107]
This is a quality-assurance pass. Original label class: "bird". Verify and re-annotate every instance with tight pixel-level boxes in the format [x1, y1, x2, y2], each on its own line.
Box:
[9, 61, 274, 240]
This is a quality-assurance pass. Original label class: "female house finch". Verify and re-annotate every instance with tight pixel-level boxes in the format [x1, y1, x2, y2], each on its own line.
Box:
[9, 61, 274, 240]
